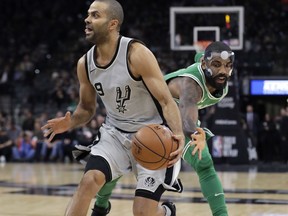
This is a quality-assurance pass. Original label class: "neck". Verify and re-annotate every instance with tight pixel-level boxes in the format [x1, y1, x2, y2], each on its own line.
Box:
[96, 33, 120, 66]
[206, 83, 216, 94]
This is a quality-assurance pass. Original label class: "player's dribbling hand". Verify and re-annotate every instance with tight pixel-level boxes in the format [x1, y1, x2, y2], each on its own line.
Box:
[41, 111, 72, 142]
[190, 127, 206, 160]
[168, 133, 185, 167]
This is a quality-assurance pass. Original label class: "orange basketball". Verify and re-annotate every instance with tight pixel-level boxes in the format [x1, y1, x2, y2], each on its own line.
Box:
[131, 124, 179, 170]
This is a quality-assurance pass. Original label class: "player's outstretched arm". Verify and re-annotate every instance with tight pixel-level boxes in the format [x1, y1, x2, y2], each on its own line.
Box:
[174, 77, 206, 159]
[42, 56, 97, 142]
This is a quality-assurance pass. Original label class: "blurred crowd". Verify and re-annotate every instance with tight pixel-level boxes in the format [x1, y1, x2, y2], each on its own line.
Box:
[0, 0, 288, 163]
[240, 105, 288, 163]
[0, 109, 106, 163]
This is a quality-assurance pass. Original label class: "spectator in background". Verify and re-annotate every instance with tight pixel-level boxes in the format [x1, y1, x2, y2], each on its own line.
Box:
[59, 129, 78, 163]
[38, 112, 49, 126]
[41, 111, 65, 162]
[244, 104, 260, 156]
[40, 134, 62, 162]
[6, 119, 22, 146]
[66, 88, 79, 112]
[12, 131, 36, 162]
[240, 115, 258, 162]
[50, 86, 69, 109]
[32, 119, 47, 162]
[21, 109, 35, 131]
[19, 54, 35, 85]
[258, 113, 281, 162]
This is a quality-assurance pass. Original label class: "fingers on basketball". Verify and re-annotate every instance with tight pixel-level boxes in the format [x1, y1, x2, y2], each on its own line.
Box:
[131, 124, 179, 170]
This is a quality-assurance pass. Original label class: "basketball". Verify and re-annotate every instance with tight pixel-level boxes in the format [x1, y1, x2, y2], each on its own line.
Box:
[131, 124, 179, 170]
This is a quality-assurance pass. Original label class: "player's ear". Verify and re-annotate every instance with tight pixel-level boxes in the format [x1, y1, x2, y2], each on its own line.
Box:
[201, 58, 207, 70]
[228, 69, 233, 76]
[109, 19, 119, 31]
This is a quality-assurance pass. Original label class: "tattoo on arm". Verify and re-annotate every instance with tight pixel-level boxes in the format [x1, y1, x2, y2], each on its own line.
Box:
[179, 78, 202, 137]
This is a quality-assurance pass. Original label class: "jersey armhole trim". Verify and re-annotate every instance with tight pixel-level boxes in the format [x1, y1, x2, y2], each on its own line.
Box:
[127, 39, 145, 82]
[84, 54, 90, 83]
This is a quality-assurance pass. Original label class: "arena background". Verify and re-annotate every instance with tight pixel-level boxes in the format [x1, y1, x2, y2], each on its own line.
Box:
[1, 0, 288, 164]
[0, 1, 288, 216]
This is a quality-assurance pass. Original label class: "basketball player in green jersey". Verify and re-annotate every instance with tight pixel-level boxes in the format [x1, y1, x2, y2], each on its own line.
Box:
[75, 41, 232, 216]
[164, 41, 233, 216]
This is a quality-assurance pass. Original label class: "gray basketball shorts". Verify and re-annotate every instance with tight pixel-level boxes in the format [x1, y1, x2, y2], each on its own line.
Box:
[90, 123, 181, 195]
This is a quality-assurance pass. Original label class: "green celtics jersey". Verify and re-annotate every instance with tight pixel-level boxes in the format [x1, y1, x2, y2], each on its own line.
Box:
[165, 63, 228, 110]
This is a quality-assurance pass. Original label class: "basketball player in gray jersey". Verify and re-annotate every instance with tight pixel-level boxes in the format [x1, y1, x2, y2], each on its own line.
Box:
[41, 0, 186, 216]
[86, 42, 232, 216]
[85, 36, 164, 132]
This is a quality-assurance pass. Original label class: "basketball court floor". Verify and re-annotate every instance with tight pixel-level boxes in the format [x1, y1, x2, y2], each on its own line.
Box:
[0, 161, 287, 216]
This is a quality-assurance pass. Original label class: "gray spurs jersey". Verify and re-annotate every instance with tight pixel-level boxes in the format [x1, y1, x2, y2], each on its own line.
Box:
[85, 36, 164, 132]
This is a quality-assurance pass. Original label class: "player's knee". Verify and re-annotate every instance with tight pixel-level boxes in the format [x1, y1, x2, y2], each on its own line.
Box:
[81, 170, 106, 187]
[85, 155, 112, 182]
[77, 170, 106, 198]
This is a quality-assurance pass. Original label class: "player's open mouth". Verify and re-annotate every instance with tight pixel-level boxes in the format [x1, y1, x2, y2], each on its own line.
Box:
[85, 27, 93, 34]
[216, 77, 227, 83]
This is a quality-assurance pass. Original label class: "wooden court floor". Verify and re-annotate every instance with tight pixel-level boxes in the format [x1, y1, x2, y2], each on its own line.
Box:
[0, 162, 287, 216]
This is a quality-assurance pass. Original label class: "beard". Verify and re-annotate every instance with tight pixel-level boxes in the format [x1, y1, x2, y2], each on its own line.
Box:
[86, 31, 108, 45]
[86, 22, 110, 45]
[206, 73, 229, 90]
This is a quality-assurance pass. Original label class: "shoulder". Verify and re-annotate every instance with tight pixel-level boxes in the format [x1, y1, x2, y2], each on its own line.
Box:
[76, 55, 87, 74]
[77, 55, 86, 65]
[76, 55, 90, 82]
[166, 64, 201, 82]
[128, 40, 151, 59]
[169, 74, 202, 97]
[127, 40, 159, 78]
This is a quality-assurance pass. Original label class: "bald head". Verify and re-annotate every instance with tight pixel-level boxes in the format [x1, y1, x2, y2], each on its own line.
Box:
[94, 0, 124, 31]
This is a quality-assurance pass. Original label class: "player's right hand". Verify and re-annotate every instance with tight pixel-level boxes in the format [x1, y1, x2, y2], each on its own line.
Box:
[190, 127, 206, 160]
[168, 133, 185, 167]
[41, 111, 72, 142]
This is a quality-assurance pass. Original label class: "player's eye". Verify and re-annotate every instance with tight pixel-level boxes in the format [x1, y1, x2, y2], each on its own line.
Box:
[226, 63, 233, 68]
[91, 12, 100, 18]
[211, 61, 222, 68]
[87, 12, 99, 18]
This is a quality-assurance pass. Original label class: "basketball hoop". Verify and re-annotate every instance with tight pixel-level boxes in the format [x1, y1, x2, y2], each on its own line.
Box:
[194, 40, 212, 52]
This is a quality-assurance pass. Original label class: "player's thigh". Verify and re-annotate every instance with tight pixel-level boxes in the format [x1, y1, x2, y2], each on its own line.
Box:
[90, 125, 132, 180]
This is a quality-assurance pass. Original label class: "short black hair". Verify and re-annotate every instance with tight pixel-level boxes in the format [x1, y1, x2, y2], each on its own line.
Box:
[205, 41, 232, 52]
[95, 0, 124, 31]
[204, 41, 234, 62]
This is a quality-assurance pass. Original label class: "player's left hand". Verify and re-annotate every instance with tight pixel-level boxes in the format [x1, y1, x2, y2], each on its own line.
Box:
[168, 133, 185, 167]
[41, 111, 72, 142]
[190, 127, 206, 160]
